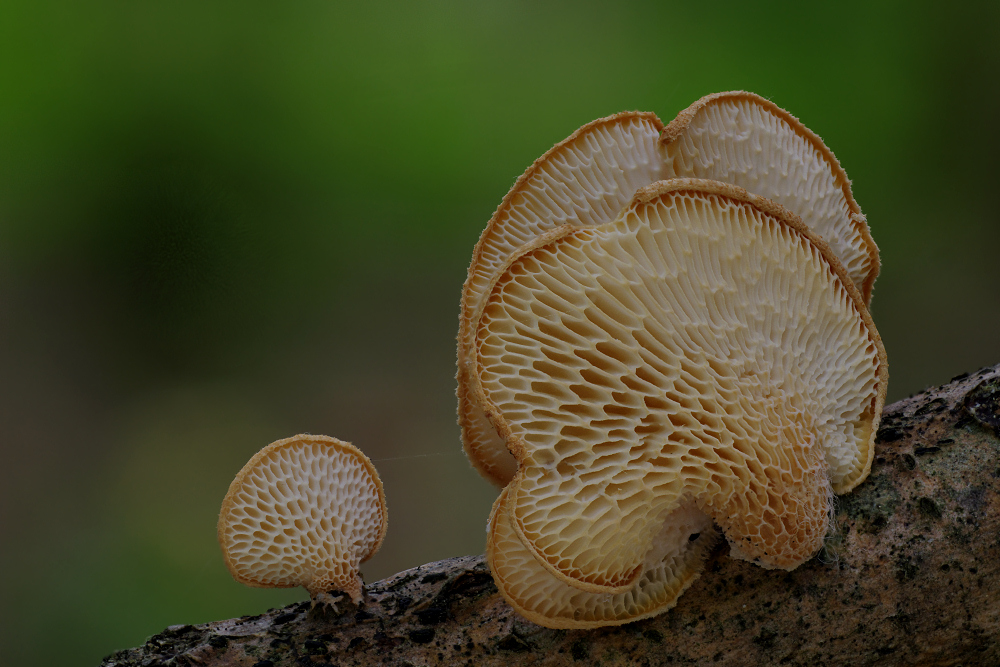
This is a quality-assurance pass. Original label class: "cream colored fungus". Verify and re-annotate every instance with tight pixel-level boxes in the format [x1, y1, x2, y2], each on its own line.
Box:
[474, 180, 886, 594]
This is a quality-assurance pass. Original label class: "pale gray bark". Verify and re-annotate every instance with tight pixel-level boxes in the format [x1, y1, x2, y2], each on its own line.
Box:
[102, 363, 1000, 667]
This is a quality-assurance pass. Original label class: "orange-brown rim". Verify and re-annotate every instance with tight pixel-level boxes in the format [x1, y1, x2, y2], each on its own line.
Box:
[485, 486, 709, 629]
[458, 110, 667, 487]
[472, 178, 888, 591]
[661, 91, 880, 305]
[217, 433, 389, 590]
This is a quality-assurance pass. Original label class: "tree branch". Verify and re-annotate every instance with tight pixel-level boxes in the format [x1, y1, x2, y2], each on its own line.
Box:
[102, 363, 1000, 667]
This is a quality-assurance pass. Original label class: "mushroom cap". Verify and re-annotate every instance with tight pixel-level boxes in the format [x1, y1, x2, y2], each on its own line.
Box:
[217, 434, 387, 603]
[487, 486, 715, 629]
[661, 91, 879, 304]
[473, 179, 886, 593]
[458, 111, 670, 487]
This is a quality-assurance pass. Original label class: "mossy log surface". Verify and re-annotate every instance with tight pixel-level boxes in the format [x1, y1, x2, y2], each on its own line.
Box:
[102, 364, 1000, 667]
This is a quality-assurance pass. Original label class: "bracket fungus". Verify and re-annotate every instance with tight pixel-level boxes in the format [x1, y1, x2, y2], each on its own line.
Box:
[661, 91, 879, 304]
[487, 486, 716, 628]
[458, 92, 879, 489]
[458, 111, 670, 487]
[473, 179, 886, 624]
[217, 434, 388, 605]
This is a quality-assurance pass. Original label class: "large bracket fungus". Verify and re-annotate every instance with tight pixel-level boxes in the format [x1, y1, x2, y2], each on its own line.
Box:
[473, 179, 886, 600]
[463, 176, 886, 627]
[458, 92, 880, 489]
[217, 434, 388, 605]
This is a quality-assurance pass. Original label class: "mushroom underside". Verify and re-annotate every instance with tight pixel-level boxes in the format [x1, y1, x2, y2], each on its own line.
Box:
[487, 487, 716, 629]
[661, 91, 879, 303]
[475, 180, 885, 594]
[218, 434, 388, 604]
[459, 94, 879, 489]
[458, 112, 670, 487]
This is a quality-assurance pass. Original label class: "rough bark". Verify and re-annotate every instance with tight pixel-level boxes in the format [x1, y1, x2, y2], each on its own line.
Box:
[102, 364, 1000, 667]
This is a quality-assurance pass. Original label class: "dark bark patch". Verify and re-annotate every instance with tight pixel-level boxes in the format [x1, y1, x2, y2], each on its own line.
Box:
[303, 639, 326, 655]
[964, 377, 1000, 435]
[434, 568, 496, 606]
[860, 513, 888, 534]
[498, 633, 532, 652]
[914, 398, 947, 416]
[387, 573, 417, 590]
[895, 556, 918, 583]
[889, 612, 913, 635]
[752, 628, 777, 649]
[958, 487, 987, 514]
[392, 595, 413, 615]
[876, 425, 907, 443]
[408, 628, 436, 645]
[415, 607, 448, 625]
[917, 497, 942, 519]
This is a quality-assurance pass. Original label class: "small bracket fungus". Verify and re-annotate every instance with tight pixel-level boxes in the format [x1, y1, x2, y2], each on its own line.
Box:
[458, 93, 879, 488]
[217, 434, 387, 604]
[474, 180, 887, 600]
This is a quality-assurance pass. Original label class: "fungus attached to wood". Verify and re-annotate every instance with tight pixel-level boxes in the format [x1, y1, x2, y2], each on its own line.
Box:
[474, 179, 887, 597]
[217, 434, 388, 604]
[487, 486, 715, 628]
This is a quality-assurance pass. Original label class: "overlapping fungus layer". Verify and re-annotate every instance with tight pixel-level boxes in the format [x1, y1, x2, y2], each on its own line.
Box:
[459, 93, 880, 490]
[662, 91, 879, 303]
[458, 112, 669, 486]
[476, 181, 885, 596]
[488, 488, 715, 628]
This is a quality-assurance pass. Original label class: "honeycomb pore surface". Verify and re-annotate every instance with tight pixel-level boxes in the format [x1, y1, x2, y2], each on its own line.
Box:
[475, 179, 885, 593]
[218, 435, 387, 602]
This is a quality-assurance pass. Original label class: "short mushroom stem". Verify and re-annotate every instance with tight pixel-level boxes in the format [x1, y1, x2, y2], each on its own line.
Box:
[703, 400, 834, 570]
[709, 464, 833, 571]
[307, 577, 363, 606]
[310, 591, 345, 612]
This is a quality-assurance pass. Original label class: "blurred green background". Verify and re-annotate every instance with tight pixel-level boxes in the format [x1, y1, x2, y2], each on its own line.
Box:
[1, 1, 998, 664]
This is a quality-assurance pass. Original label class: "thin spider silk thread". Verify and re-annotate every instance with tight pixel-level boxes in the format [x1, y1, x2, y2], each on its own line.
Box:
[291, 434, 463, 464]
[369, 451, 464, 463]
